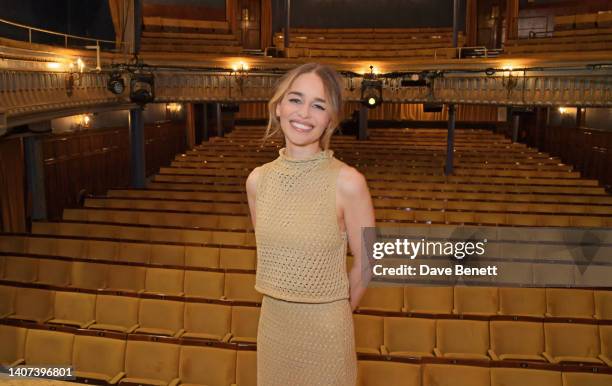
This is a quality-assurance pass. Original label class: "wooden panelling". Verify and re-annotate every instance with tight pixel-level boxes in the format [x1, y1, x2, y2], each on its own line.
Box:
[42, 121, 186, 220]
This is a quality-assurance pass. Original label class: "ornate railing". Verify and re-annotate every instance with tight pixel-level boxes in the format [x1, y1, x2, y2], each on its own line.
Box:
[1, 66, 611, 135]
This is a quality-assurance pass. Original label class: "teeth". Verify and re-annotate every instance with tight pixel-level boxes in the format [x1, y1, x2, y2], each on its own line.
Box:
[291, 121, 313, 131]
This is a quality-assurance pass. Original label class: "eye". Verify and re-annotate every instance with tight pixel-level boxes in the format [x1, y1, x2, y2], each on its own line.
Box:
[313, 104, 326, 111]
[289, 98, 301, 104]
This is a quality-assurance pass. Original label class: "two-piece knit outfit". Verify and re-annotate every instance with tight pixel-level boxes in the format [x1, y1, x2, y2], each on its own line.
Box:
[254, 147, 357, 386]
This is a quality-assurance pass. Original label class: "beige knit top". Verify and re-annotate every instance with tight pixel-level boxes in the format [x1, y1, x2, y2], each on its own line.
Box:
[254, 147, 350, 303]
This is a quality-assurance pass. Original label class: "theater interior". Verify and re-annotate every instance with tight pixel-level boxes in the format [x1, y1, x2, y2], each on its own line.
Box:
[0, 0, 611, 385]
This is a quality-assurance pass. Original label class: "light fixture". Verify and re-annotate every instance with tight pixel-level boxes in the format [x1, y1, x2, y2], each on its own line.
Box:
[65, 58, 85, 97]
[107, 71, 125, 95]
[166, 103, 183, 114]
[361, 65, 383, 109]
[130, 71, 155, 104]
[558, 107, 567, 114]
[230, 61, 250, 96]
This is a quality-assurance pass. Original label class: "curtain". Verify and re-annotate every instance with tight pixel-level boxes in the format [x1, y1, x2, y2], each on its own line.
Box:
[0, 137, 26, 232]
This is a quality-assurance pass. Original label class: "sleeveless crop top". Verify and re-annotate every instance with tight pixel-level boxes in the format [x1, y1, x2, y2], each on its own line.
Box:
[254, 147, 350, 303]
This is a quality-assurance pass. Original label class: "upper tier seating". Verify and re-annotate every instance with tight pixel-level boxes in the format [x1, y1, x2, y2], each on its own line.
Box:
[273, 27, 464, 59]
[140, 16, 242, 54]
[505, 11, 612, 55]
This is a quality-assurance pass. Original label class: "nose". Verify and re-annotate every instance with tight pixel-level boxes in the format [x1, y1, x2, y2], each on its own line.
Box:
[297, 102, 310, 118]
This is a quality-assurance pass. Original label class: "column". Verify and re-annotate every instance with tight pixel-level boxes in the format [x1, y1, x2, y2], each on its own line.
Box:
[129, 107, 146, 188]
[445, 104, 456, 176]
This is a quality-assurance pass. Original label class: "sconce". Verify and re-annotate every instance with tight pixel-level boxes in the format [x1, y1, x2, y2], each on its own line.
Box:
[65, 58, 85, 97]
[73, 113, 92, 131]
[166, 103, 183, 118]
[230, 62, 249, 96]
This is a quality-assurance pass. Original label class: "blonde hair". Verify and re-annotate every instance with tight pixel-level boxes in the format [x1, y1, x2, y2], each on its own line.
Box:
[262, 63, 343, 151]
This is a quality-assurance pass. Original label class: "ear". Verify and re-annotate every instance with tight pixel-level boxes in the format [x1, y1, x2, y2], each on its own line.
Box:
[275, 103, 280, 119]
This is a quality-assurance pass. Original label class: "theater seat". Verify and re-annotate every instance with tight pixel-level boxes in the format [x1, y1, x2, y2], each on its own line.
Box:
[135, 299, 184, 337]
[490, 368, 562, 386]
[545, 288, 595, 319]
[422, 364, 490, 386]
[7, 287, 54, 323]
[142, 268, 184, 296]
[543, 323, 602, 364]
[358, 286, 403, 313]
[219, 248, 257, 270]
[3, 256, 38, 282]
[107, 265, 147, 293]
[594, 291, 612, 320]
[499, 287, 546, 317]
[0, 284, 16, 318]
[382, 316, 435, 358]
[185, 246, 220, 268]
[121, 340, 180, 386]
[223, 273, 262, 302]
[435, 319, 490, 360]
[0, 324, 27, 367]
[403, 286, 453, 314]
[353, 314, 384, 355]
[150, 244, 185, 266]
[118, 242, 151, 264]
[72, 335, 126, 384]
[36, 258, 71, 286]
[182, 302, 231, 341]
[25, 329, 74, 366]
[453, 286, 499, 316]
[179, 345, 237, 386]
[358, 360, 420, 386]
[89, 295, 139, 333]
[230, 306, 260, 344]
[599, 325, 612, 366]
[489, 321, 546, 361]
[562, 372, 612, 386]
[70, 261, 108, 290]
[48, 291, 96, 328]
[235, 350, 257, 386]
[183, 270, 225, 299]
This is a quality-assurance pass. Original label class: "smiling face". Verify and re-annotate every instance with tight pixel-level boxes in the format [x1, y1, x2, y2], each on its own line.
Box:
[275, 72, 332, 152]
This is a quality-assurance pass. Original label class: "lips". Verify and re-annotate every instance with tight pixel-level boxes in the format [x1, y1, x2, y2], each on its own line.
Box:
[290, 120, 314, 133]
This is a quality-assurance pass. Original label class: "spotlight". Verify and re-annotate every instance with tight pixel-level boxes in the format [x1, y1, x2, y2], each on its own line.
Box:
[361, 79, 383, 108]
[130, 72, 155, 104]
[107, 72, 125, 95]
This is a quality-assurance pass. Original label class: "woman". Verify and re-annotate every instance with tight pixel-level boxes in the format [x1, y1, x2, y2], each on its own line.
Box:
[246, 63, 376, 386]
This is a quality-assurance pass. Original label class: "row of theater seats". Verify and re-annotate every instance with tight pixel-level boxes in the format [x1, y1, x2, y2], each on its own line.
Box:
[0, 256, 262, 302]
[1, 324, 611, 386]
[2, 284, 611, 367]
[273, 27, 464, 58]
[0, 286, 258, 342]
[2, 251, 612, 320]
[139, 16, 243, 54]
[506, 11, 612, 55]
[0, 234, 258, 269]
[554, 12, 612, 31]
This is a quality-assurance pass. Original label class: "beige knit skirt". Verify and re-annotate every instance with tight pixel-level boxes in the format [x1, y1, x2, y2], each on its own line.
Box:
[257, 295, 357, 386]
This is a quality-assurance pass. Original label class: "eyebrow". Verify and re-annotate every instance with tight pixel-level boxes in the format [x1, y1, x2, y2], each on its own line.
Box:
[287, 91, 327, 104]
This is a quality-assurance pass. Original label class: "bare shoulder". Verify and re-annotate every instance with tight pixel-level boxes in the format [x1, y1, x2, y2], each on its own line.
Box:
[246, 166, 263, 195]
[337, 162, 369, 199]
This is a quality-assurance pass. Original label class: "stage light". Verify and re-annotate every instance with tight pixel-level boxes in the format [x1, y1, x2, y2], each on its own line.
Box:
[130, 72, 155, 104]
[107, 72, 125, 95]
[361, 79, 383, 109]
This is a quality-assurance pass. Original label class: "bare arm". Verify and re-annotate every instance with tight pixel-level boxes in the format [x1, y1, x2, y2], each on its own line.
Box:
[245, 166, 261, 230]
[338, 165, 376, 312]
